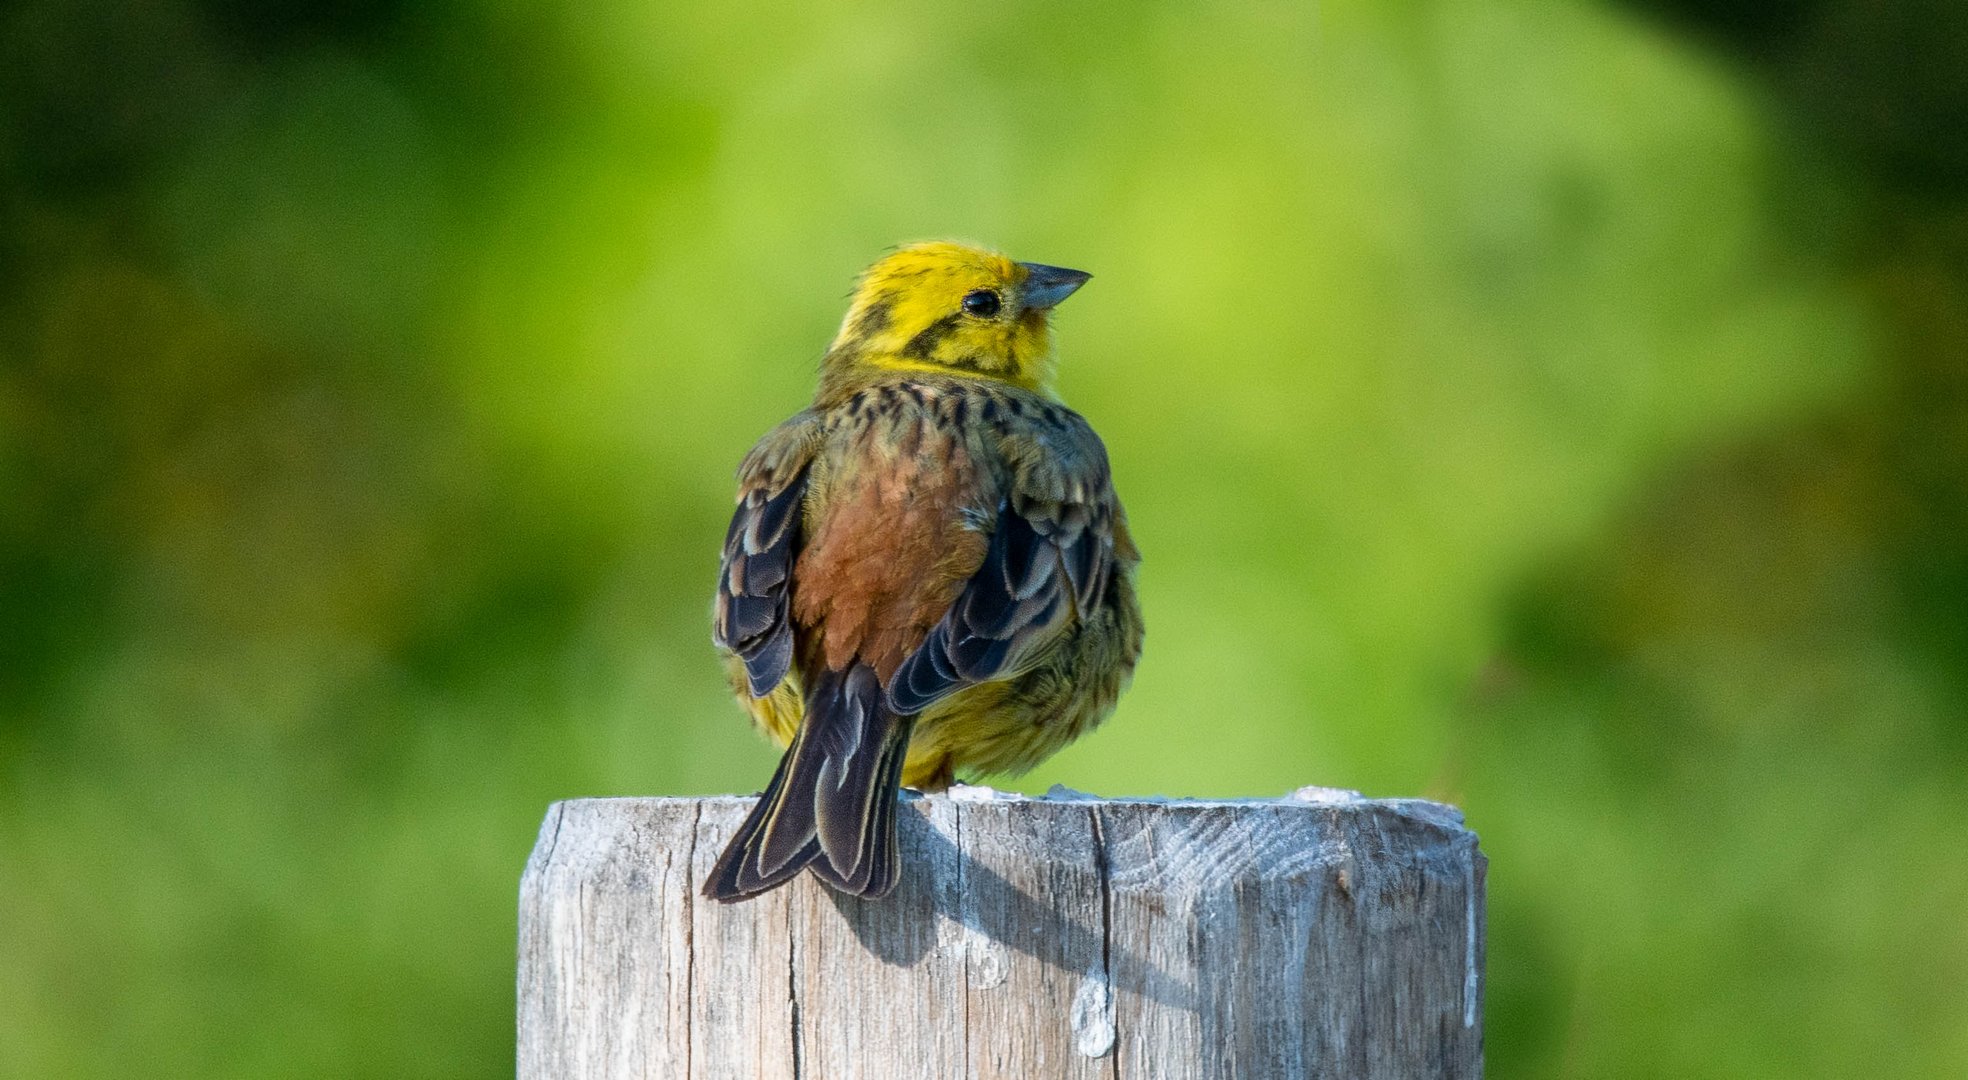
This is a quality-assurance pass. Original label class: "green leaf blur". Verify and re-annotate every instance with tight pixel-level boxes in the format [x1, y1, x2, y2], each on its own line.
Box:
[2, 0, 1962, 1076]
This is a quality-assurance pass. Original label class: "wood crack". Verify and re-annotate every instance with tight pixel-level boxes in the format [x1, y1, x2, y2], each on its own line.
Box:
[955, 802, 972, 1078]
[683, 803, 700, 1080]
[787, 894, 802, 1080]
[1089, 806, 1120, 1080]
[538, 801, 567, 869]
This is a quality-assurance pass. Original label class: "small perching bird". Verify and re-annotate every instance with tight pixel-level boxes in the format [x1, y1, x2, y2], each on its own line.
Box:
[705, 241, 1143, 902]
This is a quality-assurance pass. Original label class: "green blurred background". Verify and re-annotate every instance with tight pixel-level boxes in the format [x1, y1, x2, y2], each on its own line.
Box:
[3, 0, 1964, 1075]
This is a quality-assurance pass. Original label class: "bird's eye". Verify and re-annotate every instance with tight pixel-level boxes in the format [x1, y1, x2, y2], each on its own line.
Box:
[961, 289, 1002, 318]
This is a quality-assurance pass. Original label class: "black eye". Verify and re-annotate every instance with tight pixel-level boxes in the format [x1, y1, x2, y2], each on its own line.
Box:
[961, 289, 1002, 318]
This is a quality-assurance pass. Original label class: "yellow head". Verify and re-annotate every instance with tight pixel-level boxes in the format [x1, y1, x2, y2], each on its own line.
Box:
[822, 241, 1091, 393]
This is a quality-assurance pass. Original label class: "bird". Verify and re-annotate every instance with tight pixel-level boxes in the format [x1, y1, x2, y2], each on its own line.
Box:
[704, 241, 1143, 903]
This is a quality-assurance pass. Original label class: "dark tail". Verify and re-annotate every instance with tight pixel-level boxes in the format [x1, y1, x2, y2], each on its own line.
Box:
[704, 663, 914, 902]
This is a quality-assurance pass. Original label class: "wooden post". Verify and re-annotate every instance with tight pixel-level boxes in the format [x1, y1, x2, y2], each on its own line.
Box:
[518, 788, 1484, 1079]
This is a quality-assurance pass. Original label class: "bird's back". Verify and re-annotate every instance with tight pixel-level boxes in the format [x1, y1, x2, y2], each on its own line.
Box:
[791, 378, 999, 683]
[759, 374, 1138, 786]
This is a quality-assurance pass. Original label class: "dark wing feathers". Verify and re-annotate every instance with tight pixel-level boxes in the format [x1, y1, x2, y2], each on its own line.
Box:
[887, 477, 1114, 716]
[1057, 505, 1109, 615]
[713, 463, 810, 697]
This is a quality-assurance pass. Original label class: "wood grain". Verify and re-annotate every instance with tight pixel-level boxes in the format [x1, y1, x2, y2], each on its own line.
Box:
[518, 788, 1484, 1079]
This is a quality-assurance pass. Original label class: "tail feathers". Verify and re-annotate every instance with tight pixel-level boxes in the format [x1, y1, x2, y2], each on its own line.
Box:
[704, 664, 914, 902]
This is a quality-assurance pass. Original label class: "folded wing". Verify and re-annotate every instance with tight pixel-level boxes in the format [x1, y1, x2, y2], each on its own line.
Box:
[886, 414, 1118, 715]
[713, 462, 811, 697]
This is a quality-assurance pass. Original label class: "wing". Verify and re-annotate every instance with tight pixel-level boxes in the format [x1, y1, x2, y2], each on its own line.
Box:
[714, 413, 824, 697]
[886, 405, 1125, 715]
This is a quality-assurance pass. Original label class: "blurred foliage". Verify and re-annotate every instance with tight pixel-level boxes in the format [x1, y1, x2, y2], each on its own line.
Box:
[1, 0, 1962, 1076]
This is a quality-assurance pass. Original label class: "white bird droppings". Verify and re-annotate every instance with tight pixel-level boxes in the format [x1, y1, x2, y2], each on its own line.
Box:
[966, 926, 1009, 990]
[1070, 966, 1116, 1058]
[1288, 784, 1365, 805]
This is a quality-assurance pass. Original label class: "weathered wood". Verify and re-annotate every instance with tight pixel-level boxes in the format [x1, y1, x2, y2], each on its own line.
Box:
[518, 787, 1485, 1079]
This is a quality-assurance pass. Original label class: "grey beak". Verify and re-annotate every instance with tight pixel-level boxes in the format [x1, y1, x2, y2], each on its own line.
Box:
[1018, 262, 1092, 310]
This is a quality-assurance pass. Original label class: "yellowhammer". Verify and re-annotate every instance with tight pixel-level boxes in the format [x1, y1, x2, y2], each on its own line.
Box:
[704, 241, 1143, 902]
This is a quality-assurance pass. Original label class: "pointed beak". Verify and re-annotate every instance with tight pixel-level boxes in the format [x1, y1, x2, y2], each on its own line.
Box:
[1017, 262, 1092, 311]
